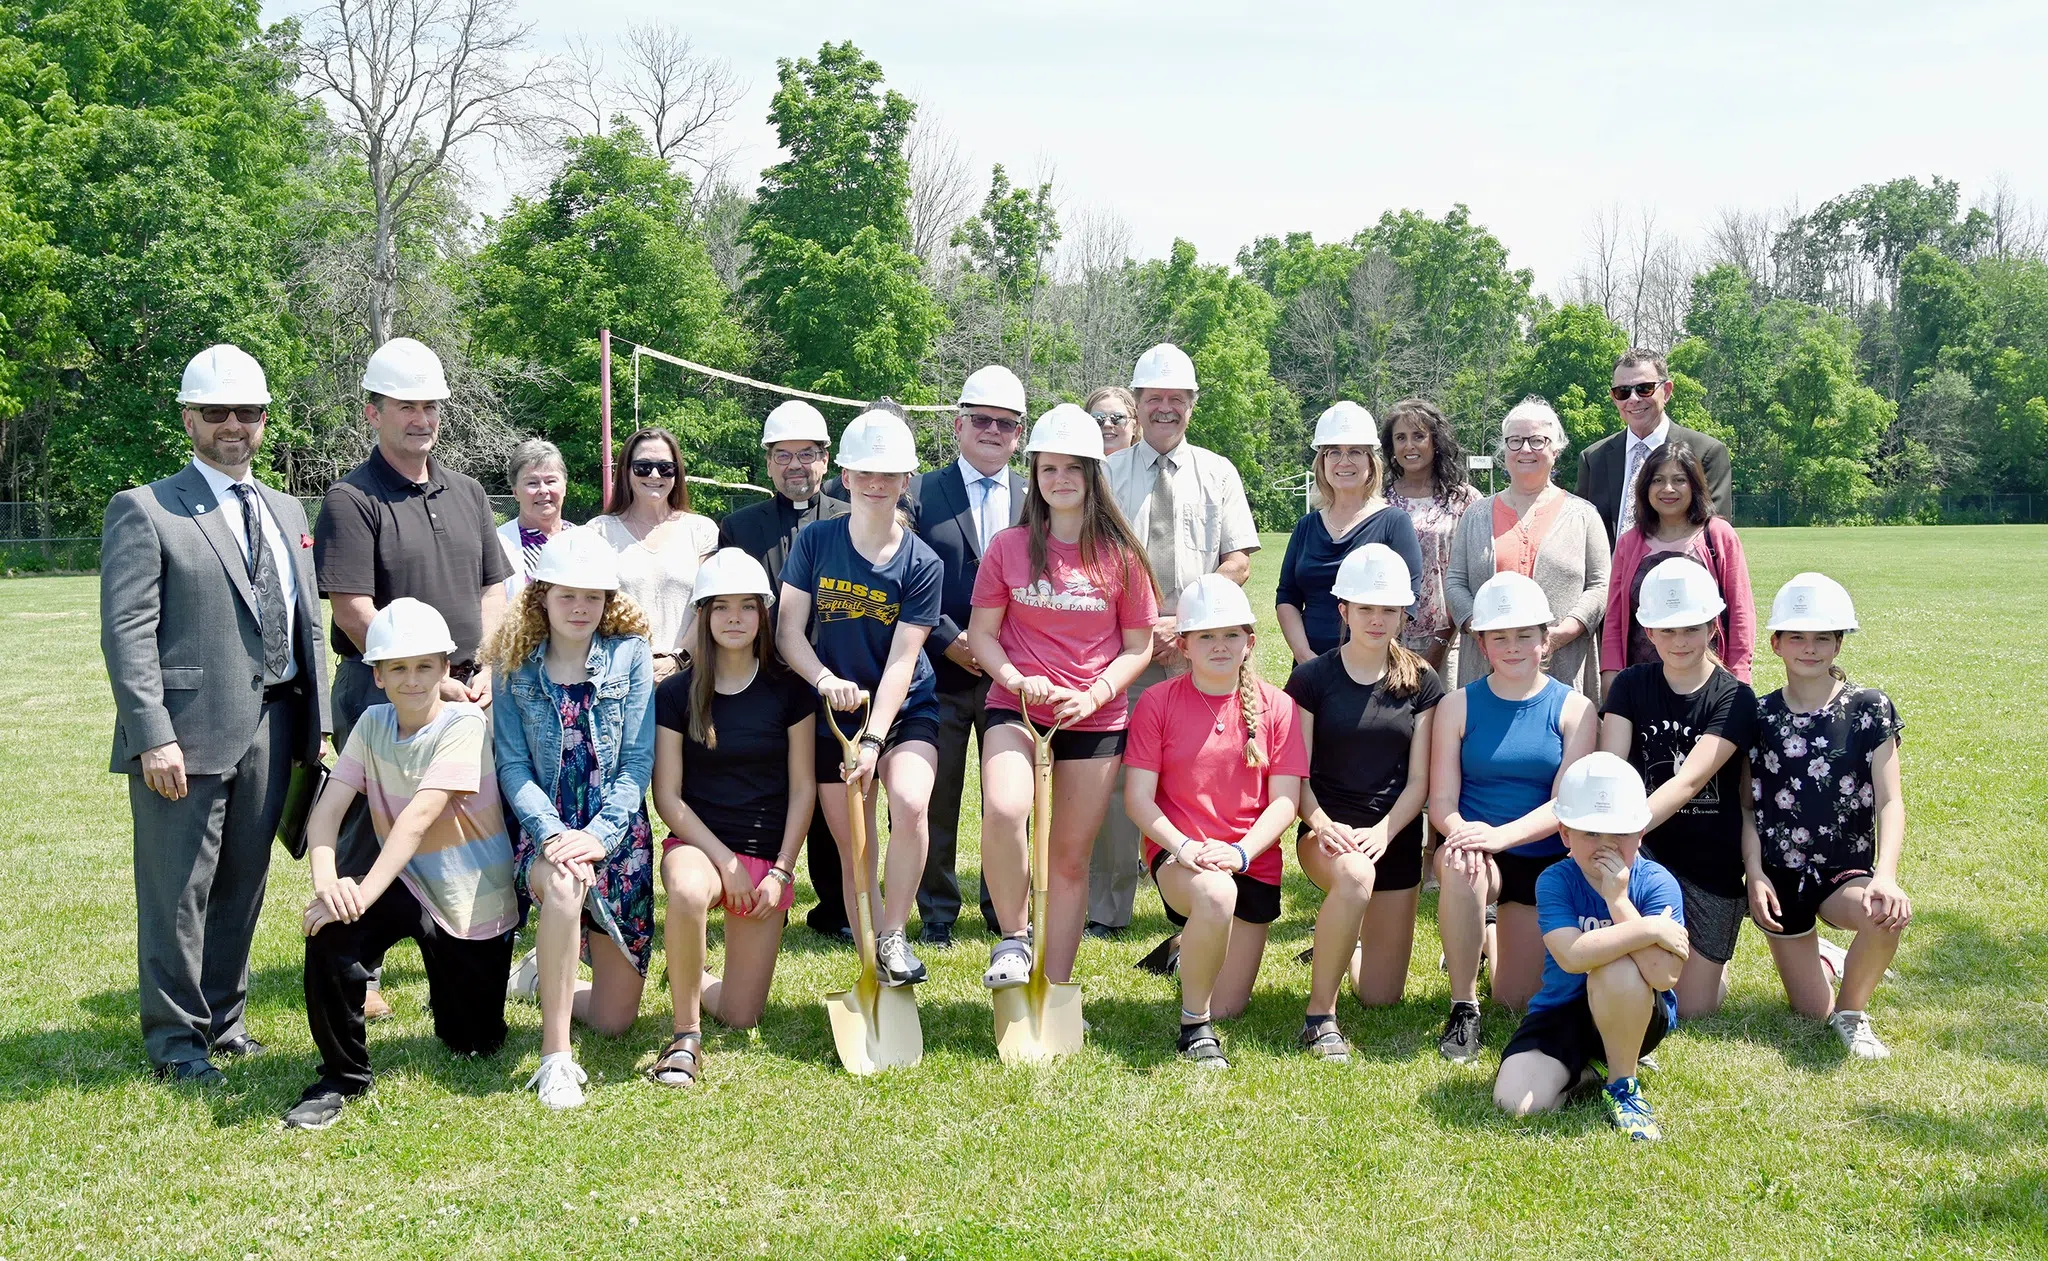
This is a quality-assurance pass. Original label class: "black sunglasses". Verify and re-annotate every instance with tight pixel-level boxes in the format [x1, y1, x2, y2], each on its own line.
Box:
[631, 459, 678, 477]
[966, 414, 1022, 435]
[1610, 381, 1666, 401]
[192, 406, 267, 425]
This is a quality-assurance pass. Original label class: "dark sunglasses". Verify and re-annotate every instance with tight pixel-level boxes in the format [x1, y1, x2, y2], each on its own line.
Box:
[193, 406, 267, 425]
[966, 414, 1022, 435]
[630, 459, 678, 478]
[1610, 381, 1666, 401]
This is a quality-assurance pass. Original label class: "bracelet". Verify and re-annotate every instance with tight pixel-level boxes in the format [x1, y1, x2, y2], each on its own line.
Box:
[858, 733, 884, 750]
[1229, 842, 1250, 872]
[814, 668, 834, 690]
[1088, 678, 1112, 703]
[766, 866, 793, 884]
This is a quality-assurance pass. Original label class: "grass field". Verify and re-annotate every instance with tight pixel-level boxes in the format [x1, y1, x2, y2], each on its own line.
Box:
[2, 526, 2045, 1259]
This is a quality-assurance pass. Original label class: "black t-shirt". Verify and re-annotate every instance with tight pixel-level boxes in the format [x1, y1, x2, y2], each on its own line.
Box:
[654, 664, 816, 860]
[1283, 651, 1444, 831]
[1602, 663, 1758, 897]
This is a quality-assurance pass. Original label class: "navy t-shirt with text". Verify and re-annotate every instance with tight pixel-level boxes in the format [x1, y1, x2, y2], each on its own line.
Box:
[779, 515, 944, 736]
[1529, 852, 1685, 1030]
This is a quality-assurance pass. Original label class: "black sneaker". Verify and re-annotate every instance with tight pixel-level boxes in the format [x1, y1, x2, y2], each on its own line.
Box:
[875, 929, 928, 986]
[283, 1089, 349, 1131]
[1176, 1021, 1228, 1069]
[1084, 921, 1123, 941]
[212, 1034, 265, 1059]
[919, 921, 954, 950]
[154, 1058, 226, 1087]
[1437, 1002, 1482, 1065]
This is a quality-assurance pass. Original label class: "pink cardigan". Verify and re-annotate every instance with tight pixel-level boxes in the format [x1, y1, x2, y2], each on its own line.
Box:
[1602, 516, 1755, 683]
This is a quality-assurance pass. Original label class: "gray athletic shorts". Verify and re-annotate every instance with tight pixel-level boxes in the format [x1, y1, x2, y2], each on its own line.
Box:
[1675, 872, 1745, 965]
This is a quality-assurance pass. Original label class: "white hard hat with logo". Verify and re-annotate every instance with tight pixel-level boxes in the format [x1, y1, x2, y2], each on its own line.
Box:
[361, 597, 457, 663]
[835, 408, 920, 473]
[1637, 556, 1726, 629]
[693, 547, 775, 606]
[761, 399, 829, 447]
[178, 344, 271, 406]
[529, 527, 620, 591]
[959, 364, 1027, 415]
[1767, 572, 1859, 633]
[1467, 571, 1554, 633]
[1131, 343, 1199, 392]
[1553, 751, 1653, 833]
[1311, 401, 1379, 448]
[1024, 403, 1105, 460]
[1175, 573, 1256, 634]
[361, 337, 451, 401]
[1332, 543, 1416, 608]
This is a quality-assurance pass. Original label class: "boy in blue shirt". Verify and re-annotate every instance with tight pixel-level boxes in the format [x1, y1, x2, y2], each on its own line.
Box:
[1494, 753, 1688, 1141]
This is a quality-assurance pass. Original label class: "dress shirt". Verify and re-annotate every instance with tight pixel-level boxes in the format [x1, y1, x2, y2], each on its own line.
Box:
[1103, 438, 1260, 612]
[1617, 418, 1671, 539]
[190, 457, 298, 681]
[956, 456, 1010, 550]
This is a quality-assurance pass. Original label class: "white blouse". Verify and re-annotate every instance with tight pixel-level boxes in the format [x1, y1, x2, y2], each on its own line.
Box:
[589, 512, 719, 652]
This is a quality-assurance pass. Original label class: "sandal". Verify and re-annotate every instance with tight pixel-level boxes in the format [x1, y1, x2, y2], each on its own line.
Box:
[647, 1031, 702, 1087]
[1300, 1018, 1351, 1064]
[982, 935, 1033, 990]
[1176, 1021, 1228, 1069]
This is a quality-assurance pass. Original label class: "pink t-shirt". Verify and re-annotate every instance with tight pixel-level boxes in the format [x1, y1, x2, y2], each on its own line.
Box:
[970, 527, 1158, 732]
[1124, 674, 1310, 886]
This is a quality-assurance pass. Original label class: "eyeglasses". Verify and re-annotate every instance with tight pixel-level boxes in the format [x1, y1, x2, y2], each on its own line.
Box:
[1503, 435, 1555, 451]
[1090, 411, 1130, 425]
[770, 447, 825, 466]
[965, 414, 1022, 435]
[192, 406, 266, 425]
[1610, 381, 1666, 401]
[630, 459, 677, 478]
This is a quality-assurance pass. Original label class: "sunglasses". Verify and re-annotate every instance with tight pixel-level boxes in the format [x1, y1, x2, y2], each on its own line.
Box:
[1090, 411, 1130, 424]
[630, 459, 678, 478]
[193, 406, 267, 425]
[966, 414, 1022, 435]
[770, 447, 825, 467]
[1610, 381, 1666, 401]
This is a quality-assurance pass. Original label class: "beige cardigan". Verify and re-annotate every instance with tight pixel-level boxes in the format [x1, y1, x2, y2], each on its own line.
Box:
[1442, 490, 1610, 694]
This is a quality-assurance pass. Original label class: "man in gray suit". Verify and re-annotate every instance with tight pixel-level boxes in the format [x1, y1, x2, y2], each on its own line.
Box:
[101, 344, 330, 1084]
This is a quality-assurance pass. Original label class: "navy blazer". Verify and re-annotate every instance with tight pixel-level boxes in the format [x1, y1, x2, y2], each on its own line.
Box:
[910, 461, 1027, 692]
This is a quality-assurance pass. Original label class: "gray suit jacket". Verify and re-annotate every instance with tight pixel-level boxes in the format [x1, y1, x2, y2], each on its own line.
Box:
[101, 463, 331, 775]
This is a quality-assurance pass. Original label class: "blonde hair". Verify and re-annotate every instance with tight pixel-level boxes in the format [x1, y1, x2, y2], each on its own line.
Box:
[487, 582, 653, 672]
[1338, 599, 1428, 698]
[682, 593, 777, 748]
[1235, 644, 1268, 768]
[1310, 443, 1383, 510]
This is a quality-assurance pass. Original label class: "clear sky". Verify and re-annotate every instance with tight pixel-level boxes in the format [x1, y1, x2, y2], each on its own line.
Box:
[273, 0, 2048, 294]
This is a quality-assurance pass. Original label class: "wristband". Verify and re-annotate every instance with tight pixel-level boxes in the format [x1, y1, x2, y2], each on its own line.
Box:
[1229, 842, 1250, 872]
[858, 733, 884, 750]
[766, 866, 793, 885]
[1088, 678, 1112, 703]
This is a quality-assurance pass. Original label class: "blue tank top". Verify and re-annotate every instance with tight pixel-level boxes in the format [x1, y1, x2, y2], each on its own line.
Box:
[1459, 676, 1570, 857]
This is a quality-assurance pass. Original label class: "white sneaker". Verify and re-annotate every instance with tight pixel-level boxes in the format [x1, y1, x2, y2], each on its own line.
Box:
[1829, 1009, 1890, 1060]
[1816, 937, 1847, 987]
[507, 949, 539, 1002]
[526, 1053, 588, 1108]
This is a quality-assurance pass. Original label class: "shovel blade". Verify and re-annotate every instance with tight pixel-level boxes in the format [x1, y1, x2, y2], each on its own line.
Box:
[994, 978, 1084, 1065]
[825, 983, 923, 1075]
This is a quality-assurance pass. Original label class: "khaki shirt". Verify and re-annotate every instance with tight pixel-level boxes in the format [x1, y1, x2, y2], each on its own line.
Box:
[1104, 438, 1260, 612]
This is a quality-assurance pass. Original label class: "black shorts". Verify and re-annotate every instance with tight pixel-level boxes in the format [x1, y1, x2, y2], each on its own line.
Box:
[1673, 872, 1746, 964]
[1494, 850, 1567, 907]
[1760, 863, 1870, 938]
[815, 713, 942, 785]
[1503, 992, 1671, 1081]
[1296, 819, 1425, 893]
[984, 708, 1128, 760]
[1149, 849, 1282, 927]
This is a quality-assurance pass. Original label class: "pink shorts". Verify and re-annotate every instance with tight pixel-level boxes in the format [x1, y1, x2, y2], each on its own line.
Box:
[660, 842, 795, 913]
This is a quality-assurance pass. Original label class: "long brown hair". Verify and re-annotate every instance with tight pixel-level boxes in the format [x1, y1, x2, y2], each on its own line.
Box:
[487, 582, 654, 672]
[1019, 451, 1157, 599]
[1336, 599, 1427, 699]
[682, 593, 777, 748]
[1379, 398, 1469, 506]
[1630, 440, 1714, 535]
[612, 427, 691, 514]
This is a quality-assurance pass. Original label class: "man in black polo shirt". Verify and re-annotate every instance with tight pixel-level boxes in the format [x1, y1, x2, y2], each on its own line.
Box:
[313, 337, 511, 1016]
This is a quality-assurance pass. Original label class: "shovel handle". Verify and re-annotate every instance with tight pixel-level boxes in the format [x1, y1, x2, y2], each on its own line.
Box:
[822, 695, 881, 987]
[823, 691, 874, 775]
[1015, 705, 1063, 984]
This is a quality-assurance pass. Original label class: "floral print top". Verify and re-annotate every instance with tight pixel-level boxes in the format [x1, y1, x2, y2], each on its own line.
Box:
[1748, 684, 1903, 873]
[1388, 483, 1482, 648]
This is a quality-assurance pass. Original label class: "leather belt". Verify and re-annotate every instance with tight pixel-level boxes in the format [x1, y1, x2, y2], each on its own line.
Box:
[263, 682, 299, 705]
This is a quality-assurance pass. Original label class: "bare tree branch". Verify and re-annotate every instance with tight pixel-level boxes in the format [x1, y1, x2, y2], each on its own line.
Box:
[906, 102, 975, 266]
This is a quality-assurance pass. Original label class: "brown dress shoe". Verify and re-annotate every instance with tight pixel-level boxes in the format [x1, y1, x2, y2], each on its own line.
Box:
[363, 987, 394, 1022]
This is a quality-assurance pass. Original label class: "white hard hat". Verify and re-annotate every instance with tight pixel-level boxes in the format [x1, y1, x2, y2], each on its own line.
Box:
[1468, 571, 1553, 633]
[1311, 401, 1379, 448]
[761, 399, 829, 447]
[178, 344, 271, 406]
[529, 527, 619, 591]
[1131, 343, 1198, 392]
[361, 597, 457, 663]
[361, 337, 451, 401]
[1553, 751, 1653, 833]
[1636, 556, 1726, 629]
[1175, 573, 1256, 635]
[958, 365, 1026, 415]
[692, 547, 775, 605]
[1332, 543, 1416, 608]
[1023, 403, 1105, 460]
[835, 409, 919, 473]
[1767, 572, 1859, 633]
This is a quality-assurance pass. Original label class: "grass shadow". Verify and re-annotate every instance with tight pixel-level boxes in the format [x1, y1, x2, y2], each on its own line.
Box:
[1667, 993, 1849, 1073]
[1416, 1073, 1612, 1138]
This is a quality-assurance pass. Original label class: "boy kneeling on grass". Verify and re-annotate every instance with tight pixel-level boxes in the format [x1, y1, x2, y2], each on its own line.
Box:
[1494, 752, 1687, 1142]
[284, 599, 520, 1131]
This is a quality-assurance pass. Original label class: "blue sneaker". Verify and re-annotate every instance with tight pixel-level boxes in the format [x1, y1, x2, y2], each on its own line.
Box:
[1602, 1076, 1661, 1142]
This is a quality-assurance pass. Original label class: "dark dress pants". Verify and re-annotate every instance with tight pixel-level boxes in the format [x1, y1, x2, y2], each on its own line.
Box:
[916, 676, 996, 931]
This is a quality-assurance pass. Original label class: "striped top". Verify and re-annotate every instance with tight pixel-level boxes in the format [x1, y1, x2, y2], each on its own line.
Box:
[333, 701, 519, 940]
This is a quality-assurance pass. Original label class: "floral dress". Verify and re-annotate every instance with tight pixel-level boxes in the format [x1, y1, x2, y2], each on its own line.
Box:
[512, 681, 656, 973]
[1748, 685, 1903, 876]
[1388, 483, 1482, 651]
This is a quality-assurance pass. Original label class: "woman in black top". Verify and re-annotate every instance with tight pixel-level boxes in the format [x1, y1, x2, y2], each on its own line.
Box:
[1599, 557, 1756, 1017]
[1284, 544, 1442, 1060]
[649, 550, 817, 1085]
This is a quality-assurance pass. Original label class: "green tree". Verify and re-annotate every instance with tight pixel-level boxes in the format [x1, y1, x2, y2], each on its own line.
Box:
[1752, 322, 1894, 520]
[952, 164, 1058, 304]
[1504, 304, 1628, 487]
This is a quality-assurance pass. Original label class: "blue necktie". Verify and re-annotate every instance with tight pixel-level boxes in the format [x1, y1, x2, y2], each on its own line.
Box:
[976, 476, 1001, 549]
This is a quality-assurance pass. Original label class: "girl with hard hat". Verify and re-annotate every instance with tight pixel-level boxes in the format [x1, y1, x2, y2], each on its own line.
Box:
[1429, 571, 1599, 1064]
[1283, 544, 1443, 1059]
[1598, 557, 1758, 1017]
[1124, 573, 1309, 1068]
[1741, 573, 1909, 1060]
[1275, 402, 1424, 664]
[648, 549, 818, 1085]
[776, 409, 947, 989]
[1600, 441, 1754, 692]
[967, 404, 1158, 993]
[486, 529, 658, 1109]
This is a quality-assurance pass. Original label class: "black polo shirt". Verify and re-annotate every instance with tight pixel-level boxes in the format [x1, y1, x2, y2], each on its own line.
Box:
[314, 447, 512, 662]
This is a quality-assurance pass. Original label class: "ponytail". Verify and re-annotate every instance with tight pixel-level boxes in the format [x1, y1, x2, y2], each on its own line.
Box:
[1236, 652, 1267, 768]
[1382, 639, 1425, 699]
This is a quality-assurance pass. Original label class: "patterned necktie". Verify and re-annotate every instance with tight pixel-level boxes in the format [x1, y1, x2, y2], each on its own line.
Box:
[975, 475, 1001, 550]
[230, 484, 292, 681]
[1146, 452, 1180, 599]
[1618, 439, 1649, 538]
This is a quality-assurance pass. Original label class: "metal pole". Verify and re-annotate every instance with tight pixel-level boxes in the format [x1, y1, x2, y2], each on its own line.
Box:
[599, 328, 614, 513]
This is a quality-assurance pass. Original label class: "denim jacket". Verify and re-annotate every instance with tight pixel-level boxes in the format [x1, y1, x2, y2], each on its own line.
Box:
[493, 632, 655, 855]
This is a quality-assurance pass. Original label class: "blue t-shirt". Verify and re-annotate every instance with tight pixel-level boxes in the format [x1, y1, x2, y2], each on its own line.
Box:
[1458, 676, 1571, 857]
[779, 516, 944, 733]
[1274, 508, 1425, 656]
[1528, 853, 1684, 1029]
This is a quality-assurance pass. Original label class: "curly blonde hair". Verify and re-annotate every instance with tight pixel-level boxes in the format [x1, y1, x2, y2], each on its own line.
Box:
[487, 581, 653, 671]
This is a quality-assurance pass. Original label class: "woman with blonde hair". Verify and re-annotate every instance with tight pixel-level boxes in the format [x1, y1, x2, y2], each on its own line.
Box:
[1084, 386, 1137, 455]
